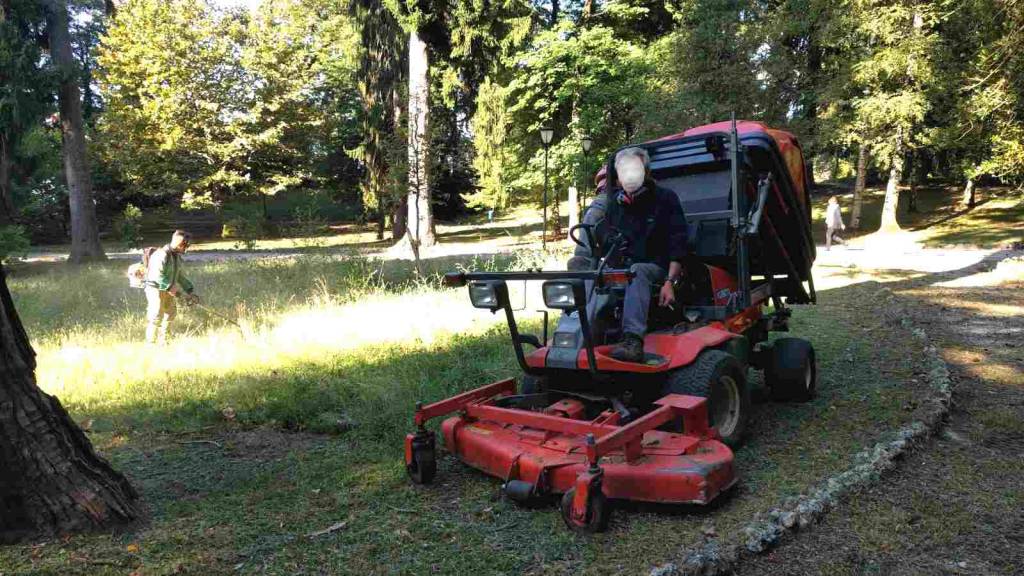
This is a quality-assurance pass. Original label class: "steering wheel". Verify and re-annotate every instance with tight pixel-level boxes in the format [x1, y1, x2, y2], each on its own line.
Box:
[569, 223, 597, 250]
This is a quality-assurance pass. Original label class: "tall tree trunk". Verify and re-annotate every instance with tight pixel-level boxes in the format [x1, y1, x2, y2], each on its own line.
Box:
[961, 177, 976, 210]
[851, 144, 867, 229]
[549, 0, 560, 26]
[406, 30, 434, 248]
[581, 0, 593, 21]
[0, 265, 138, 542]
[0, 135, 15, 225]
[43, 0, 105, 264]
[375, 193, 385, 240]
[393, 194, 407, 240]
[878, 128, 904, 233]
[907, 154, 918, 213]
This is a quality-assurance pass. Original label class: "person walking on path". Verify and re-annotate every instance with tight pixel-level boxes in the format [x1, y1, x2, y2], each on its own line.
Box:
[144, 230, 198, 344]
[825, 196, 846, 250]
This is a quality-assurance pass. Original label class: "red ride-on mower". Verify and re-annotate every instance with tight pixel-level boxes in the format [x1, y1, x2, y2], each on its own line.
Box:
[405, 119, 818, 532]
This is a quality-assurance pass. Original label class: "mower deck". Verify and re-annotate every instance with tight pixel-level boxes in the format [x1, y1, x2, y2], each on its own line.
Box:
[405, 378, 736, 531]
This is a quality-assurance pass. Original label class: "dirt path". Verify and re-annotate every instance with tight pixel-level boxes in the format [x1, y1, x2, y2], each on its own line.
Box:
[742, 252, 1024, 576]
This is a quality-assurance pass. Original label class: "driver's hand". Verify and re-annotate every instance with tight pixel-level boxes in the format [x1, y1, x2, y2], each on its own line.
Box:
[658, 282, 676, 307]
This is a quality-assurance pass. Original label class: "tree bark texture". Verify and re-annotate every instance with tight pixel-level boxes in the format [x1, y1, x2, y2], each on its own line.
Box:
[393, 194, 407, 240]
[43, 0, 105, 264]
[962, 177, 976, 210]
[0, 265, 138, 543]
[851, 144, 867, 229]
[0, 135, 14, 225]
[907, 150, 918, 213]
[879, 128, 904, 232]
[406, 30, 434, 248]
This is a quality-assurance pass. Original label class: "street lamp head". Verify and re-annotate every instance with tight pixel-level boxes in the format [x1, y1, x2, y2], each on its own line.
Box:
[581, 135, 593, 154]
[540, 126, 554, 146]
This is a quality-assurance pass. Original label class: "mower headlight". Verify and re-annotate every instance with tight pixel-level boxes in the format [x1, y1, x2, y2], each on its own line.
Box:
[468, 281, 507, 311]
[553, 332, 577, 348]
[542, 280, 585, 310]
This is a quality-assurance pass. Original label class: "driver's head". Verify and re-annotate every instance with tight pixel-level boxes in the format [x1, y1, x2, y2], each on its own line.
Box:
[170, 229, 192, 253]
[614, 147, 650, 194]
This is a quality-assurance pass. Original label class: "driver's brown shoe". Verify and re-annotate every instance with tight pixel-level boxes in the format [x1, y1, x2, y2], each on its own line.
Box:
[610, 333, 644, 363]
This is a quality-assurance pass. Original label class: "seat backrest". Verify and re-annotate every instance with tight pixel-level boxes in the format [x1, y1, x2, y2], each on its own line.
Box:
[654, 169, 732, 257]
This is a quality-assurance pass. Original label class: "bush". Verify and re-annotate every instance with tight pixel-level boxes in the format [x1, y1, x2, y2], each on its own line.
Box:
[222, 204, 265, 251]
[116, 204, 145, 249]
[0, 225, 31, 262]
[289, 192, 328, 248]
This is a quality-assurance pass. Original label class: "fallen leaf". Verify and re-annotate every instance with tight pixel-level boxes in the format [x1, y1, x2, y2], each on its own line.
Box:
[126, 543, 140, 554]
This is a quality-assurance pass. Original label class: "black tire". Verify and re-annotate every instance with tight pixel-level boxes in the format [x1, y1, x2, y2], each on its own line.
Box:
[521, 374, 548, 395]
[406, 435, 437, 485]
[766, 338, 816, 402]
[663, 350, 751, 448]
[560, 488, 611, 533]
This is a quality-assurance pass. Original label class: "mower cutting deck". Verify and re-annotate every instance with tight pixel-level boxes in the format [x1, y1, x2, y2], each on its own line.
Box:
[405, 379, 735, 532]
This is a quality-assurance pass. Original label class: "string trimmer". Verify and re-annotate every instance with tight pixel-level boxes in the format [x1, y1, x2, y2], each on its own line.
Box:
[188, 299, 246, 335]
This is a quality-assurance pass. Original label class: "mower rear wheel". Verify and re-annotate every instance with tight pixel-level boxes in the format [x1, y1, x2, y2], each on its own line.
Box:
[766, 338, 816, 402]
[663, 350, 750, 448]
[560, 488, 611, 533]
[406, 434, 437, 485]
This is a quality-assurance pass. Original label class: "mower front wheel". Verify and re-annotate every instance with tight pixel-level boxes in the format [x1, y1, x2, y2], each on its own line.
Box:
[560, 488, 611, 533]
[406, 432, 437, 485]
[663, 350, 750, 448]
[766, 338, 816, 402]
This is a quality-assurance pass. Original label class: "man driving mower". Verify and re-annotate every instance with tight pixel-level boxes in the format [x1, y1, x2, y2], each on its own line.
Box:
[570, 147, 689, 363]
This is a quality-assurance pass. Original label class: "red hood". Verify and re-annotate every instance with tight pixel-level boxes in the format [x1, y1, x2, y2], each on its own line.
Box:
[593, 120, 805, 198]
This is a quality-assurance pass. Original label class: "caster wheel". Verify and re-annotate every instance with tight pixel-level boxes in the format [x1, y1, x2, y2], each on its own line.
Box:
[560, 487, 611, 533]
[406, 432, 437, 485]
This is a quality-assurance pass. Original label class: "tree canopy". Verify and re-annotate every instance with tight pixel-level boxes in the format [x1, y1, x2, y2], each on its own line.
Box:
[0, 0, 1022, 244]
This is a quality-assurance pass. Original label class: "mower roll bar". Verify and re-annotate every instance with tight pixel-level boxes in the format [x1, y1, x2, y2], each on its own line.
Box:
[444, 268, 632, 378]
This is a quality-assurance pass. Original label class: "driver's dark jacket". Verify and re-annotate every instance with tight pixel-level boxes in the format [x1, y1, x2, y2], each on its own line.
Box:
[603, 183, 688, 270]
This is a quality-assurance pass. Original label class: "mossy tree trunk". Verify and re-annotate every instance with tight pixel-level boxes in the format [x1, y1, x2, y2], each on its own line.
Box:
[0, 265, 138, 543]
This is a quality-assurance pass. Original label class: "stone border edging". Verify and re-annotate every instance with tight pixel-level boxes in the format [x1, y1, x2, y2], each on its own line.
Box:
[650, 287, 953, 576]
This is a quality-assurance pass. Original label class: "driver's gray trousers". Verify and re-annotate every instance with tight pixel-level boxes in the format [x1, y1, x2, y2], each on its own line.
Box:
[622, 263, 667, 337]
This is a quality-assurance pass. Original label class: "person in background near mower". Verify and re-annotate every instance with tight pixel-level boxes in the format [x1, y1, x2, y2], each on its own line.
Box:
[144, 230, 198, 344]
[600, 147, 688, 363]
[824, 195, 846, 250]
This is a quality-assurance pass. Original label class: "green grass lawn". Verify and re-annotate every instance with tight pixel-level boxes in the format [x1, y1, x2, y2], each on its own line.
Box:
[811, 183, 1023, 248]
[0, 248, 936, 575]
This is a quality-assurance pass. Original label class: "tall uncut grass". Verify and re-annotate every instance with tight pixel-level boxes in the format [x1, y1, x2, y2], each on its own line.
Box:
[9, 249, 561, 437]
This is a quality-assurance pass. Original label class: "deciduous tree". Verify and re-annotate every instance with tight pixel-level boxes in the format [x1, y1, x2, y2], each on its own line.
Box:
[43, 0, 105, 262]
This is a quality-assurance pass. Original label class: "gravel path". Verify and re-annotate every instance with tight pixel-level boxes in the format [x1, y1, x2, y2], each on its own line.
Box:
[742, 251, 1024, 576]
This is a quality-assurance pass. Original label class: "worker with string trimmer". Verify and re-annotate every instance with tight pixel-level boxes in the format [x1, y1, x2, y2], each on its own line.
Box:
[131, 229, 199, 344]
[128, 229, 247, 341]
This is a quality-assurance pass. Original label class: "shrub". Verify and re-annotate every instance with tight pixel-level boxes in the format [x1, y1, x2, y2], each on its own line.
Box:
[289, 192, 328, 249]
[116, 204, 145, 249]
[0, 225, 31, 262]
[222, 204, 265, 251]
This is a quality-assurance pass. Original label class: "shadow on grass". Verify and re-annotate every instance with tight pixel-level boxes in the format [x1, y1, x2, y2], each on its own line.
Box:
[436, 219, 545, 243]
[5, 252, 1016, 575]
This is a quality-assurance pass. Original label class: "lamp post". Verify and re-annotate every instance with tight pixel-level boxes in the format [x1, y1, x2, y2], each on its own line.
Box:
[580, 134, 593, 209]
[540, 126, 554, 250]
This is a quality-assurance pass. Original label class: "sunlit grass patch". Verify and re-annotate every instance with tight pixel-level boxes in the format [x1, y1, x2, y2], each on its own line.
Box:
[0, 241, 945, 575]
